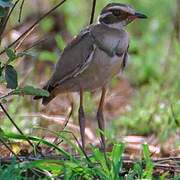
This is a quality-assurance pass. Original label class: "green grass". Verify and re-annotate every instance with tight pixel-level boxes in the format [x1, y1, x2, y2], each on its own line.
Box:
[0, 133, 179, 179]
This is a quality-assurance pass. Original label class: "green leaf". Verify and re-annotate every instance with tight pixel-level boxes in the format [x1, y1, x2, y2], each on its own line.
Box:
[111, 143, 124, 179]
[5, 48, 16, 62]
[22, 85, 49, 97]
[93, 148, 109, 174]
[5, 65, 18, 89]
[39, 51, 58, 62]
[22, 160, 64, 175]
[142, 144, 154, 178]
[20, 85, 49, 97]
[133, 162, 143, 178]
[0, 0, 13, 8]
[55, 34, 66, 50]
[126, 162, 143, 179]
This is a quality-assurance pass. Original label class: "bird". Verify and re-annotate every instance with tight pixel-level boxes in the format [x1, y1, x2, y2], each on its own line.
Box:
[34, 3, 147, 151]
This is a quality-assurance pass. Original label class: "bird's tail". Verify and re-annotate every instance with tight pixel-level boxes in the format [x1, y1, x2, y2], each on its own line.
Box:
[33, 84, 55, 105]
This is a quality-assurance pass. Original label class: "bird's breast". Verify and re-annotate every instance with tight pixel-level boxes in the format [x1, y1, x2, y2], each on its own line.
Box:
[77, 47, 124, 90]
[92, 47, 124, 77]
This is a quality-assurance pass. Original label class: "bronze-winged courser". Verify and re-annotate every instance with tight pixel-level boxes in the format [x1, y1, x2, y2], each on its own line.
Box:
[34, 3, 147, 151]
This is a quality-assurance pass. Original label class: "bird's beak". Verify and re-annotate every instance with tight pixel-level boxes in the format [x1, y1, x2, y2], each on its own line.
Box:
[134, 12, 147, 19]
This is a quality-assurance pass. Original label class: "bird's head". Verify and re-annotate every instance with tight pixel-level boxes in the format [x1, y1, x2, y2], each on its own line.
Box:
[98, 3, 147, 29]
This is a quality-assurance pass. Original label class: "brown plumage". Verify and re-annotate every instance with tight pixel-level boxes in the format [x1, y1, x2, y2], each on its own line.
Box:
[34, 3, 147, 150]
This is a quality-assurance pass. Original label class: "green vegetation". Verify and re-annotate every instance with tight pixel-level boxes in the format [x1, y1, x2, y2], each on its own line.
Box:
[0, 0, 179, 179]
[1, 132, 179, 179]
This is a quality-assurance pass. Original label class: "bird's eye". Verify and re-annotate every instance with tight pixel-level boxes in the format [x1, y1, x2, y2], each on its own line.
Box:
[112, 10, 121, 16]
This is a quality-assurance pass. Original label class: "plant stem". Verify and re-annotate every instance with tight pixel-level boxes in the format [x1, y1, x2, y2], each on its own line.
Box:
[89, 0, 96, 24]
[0, 102, 34, 149]
[0, 0, 67, 56]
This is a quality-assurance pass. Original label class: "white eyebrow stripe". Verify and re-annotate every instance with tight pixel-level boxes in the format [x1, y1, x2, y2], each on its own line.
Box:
[107, 6, 126, 10]
[106, 6, 134, 14]
[99, 11, 112, 19]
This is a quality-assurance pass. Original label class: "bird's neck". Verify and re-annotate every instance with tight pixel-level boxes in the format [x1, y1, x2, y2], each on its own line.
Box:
[99, 21, 124, 30]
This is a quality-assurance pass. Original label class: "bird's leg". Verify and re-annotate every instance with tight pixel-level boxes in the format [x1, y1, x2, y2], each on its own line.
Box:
[78, 88, 86, 150]
[97, 87, 106, 152]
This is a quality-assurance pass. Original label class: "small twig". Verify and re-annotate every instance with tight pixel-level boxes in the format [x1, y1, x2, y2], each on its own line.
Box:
[40, 128, 90, 162]
[154, 163, 180, 173]
[0, 90, 15, 100]
[52, 102, 74, 147]
[0, 0, 67, 56]
[34, 135, 46, 152]
[0, 102, 34, 149]
[15, 26, 36, 51]
[18, 0, 25, 23]
[62, 130, 91, 163]
[62, 102, 74, 130]
[22, 37, 47, 52]
[153, 157, 180, 162]
[89, 0, 96, 24]
[0, 138, 22, 161]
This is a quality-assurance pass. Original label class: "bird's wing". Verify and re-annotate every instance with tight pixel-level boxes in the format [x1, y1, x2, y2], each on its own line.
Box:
[121, 44, 129, 70]
[46, 27, 95, 89]
[91, 24, 129, 57]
